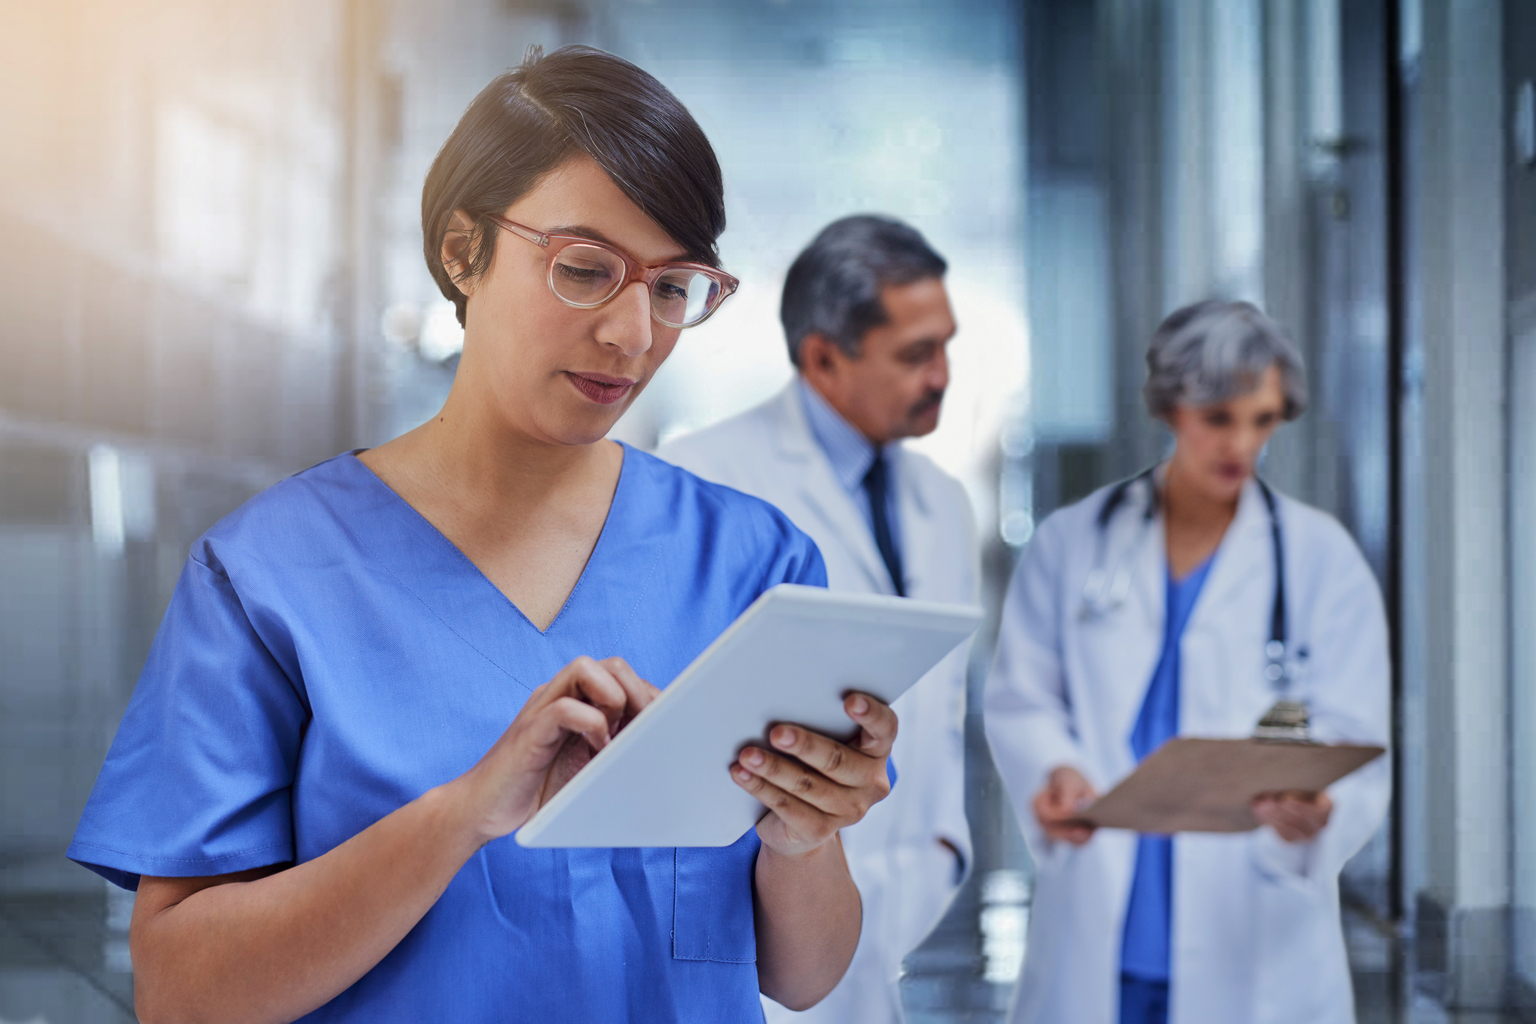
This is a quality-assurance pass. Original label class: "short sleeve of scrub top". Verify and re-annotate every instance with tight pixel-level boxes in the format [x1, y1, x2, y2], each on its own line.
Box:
[68, 446, 828, 1024]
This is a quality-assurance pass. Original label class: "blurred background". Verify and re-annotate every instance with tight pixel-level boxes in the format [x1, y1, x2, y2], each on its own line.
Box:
[1, 0, 1533, 1021]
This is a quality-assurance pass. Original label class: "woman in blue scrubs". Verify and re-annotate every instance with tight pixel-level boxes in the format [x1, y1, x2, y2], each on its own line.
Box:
[68, 46, 896, 1023]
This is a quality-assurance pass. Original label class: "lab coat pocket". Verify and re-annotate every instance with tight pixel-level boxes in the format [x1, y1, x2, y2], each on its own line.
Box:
[1252, 854, 1339, 1024]
[673, 831, 759, 963]
[1250, 826, 1320, 892]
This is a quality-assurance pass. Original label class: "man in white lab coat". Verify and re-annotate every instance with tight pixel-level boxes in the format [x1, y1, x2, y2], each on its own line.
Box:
[660, 215, 976, 1024]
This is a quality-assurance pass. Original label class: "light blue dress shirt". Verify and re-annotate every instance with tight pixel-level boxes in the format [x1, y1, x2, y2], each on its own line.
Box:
[794, 377, 902, 788]
[1119, 553, 1216, 988]
[796, 376, 902, 554]
[69, 446, 826, 1023]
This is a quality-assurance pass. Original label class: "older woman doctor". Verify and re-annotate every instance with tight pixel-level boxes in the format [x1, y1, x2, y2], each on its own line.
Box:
[984, 300, 1389, 1024]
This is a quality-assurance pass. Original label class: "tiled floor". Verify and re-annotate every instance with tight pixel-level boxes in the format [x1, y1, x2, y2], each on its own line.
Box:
[898, 877, 1530, 1024]
[0, 888, 1527, 1024]
[1345, 906, 1529, 1024]
[0, 891, 134, 1024]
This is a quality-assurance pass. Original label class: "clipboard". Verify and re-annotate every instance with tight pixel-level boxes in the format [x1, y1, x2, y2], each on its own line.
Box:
[514, 584, 981, 849]
[1079, 737, 1386, 834]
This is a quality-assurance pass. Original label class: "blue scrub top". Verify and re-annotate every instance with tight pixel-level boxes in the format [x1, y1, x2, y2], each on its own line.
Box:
[68, 446, 827, 1023]
[1119, 554, 1215, 984]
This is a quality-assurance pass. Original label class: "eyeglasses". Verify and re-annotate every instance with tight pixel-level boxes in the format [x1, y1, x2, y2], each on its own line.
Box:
[489, 215, 739, 329]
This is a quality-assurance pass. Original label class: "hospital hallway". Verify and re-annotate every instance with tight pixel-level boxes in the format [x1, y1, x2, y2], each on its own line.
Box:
[1342, 910, 1525, 1024]
[0, 892, 1528, 1023]
[4, 0, 1536, 1021]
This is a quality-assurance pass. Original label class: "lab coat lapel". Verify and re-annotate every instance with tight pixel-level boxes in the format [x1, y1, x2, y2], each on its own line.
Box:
[772, 384, 894, 594]
[1179, 479, 1271, 734]
[1189, 478, 1271, 620]
[1079, 477, 1165, 767]
[1120, 477, 1166, 635]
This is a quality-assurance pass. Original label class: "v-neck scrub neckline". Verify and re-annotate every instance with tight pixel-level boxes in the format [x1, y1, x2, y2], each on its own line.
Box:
[345, 444, 630, 639]
[68, 445, 827, 1023]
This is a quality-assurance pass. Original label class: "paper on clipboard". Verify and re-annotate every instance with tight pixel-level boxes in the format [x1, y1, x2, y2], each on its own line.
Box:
[1079, 737, 1386, 834]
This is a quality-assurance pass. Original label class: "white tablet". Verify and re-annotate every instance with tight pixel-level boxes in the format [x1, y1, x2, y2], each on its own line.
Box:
[515, 584, 981, 849]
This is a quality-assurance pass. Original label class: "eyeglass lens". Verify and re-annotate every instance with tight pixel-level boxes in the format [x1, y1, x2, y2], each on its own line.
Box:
[550, 244, 722, 327]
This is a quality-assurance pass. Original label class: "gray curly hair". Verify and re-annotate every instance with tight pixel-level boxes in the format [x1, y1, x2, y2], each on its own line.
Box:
[1143, 299, 1308, 421]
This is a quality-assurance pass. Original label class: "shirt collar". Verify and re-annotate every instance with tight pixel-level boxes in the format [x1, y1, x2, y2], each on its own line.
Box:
[796, 376, 885, 493]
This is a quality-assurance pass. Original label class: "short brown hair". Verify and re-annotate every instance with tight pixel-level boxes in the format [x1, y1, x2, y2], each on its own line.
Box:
[421, 45, 726, 326]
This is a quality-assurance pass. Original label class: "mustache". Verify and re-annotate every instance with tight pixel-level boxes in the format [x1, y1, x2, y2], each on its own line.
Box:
[908, 389, 945, 419]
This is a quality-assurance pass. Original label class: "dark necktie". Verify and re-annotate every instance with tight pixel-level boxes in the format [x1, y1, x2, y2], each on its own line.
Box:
[862, 452, 906, 597]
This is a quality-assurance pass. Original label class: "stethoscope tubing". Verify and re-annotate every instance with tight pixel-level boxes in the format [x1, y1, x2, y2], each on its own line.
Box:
[1081, 467, 1294, 694]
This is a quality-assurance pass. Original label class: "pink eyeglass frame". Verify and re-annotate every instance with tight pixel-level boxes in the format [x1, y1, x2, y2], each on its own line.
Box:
[488, 214, 740, 328]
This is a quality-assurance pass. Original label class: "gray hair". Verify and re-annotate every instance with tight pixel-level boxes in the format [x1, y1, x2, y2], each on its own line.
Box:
[1143, 300, 1308, 420]
[780, 215, 947, 366]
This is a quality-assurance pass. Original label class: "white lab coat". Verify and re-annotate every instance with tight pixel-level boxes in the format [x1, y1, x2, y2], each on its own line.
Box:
[984, 474, 1390, 1024]
[659, 381, 976, 1024]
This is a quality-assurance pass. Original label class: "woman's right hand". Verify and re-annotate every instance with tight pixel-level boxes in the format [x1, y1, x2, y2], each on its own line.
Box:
[455, 656, 659, 843]
[1032, 765, 1098, 845]
[129, 655, 658, 1024]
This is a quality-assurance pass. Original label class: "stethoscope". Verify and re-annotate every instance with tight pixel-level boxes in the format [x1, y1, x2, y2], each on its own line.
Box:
[1079, 467, 1308, 706]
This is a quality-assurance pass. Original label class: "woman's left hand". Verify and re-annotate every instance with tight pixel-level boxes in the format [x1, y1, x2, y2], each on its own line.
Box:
[1251, 790, 1334, 843]
[732, 692, 897, 858]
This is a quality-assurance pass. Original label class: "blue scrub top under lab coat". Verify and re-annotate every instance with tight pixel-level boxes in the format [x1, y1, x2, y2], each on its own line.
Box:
[1119, 555, 1215, 986]
[68, 446, 827, 1023]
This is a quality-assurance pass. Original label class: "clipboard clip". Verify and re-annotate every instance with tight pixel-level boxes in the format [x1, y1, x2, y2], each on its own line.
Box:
[1251, 700, 1315, 744]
